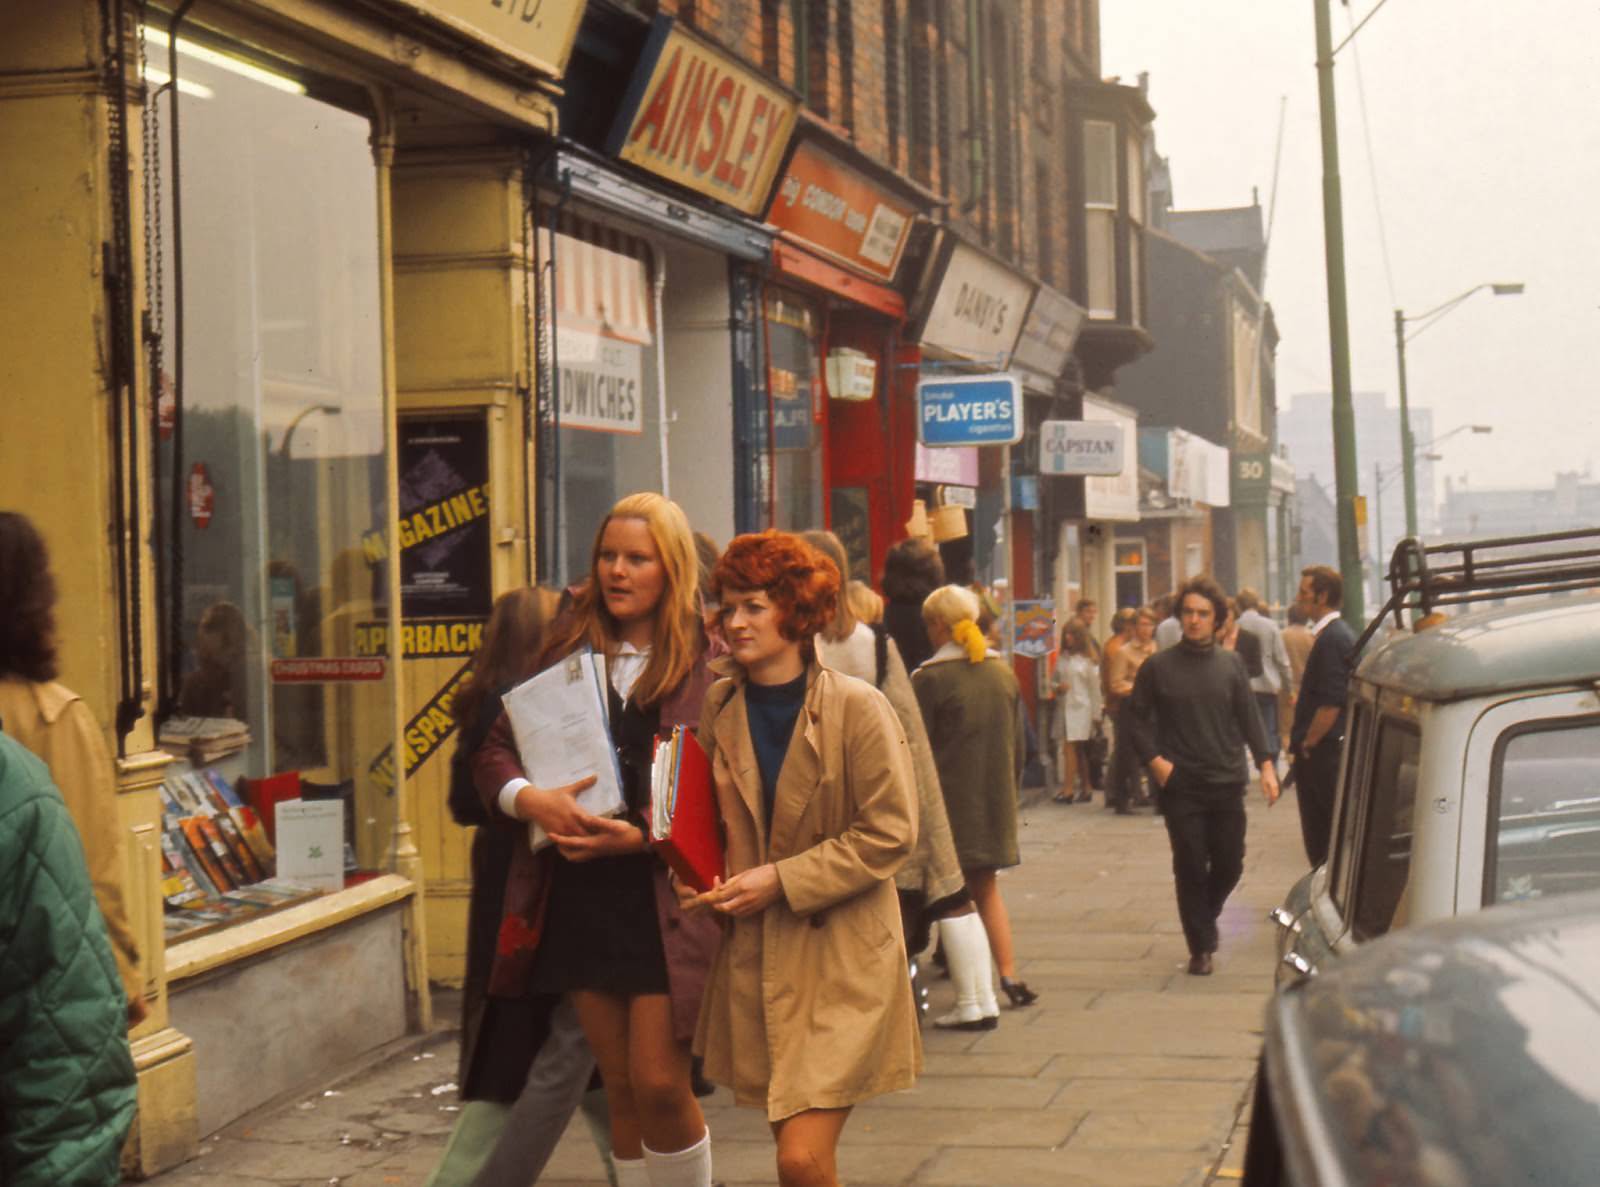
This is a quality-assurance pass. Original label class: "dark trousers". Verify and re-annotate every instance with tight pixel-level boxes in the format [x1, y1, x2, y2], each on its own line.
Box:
[1108, 702, 1142, 808]
[1161, 781, 1247, 957]
[1254, 693, 1279, 753]
[1297, 738, 1341, 868]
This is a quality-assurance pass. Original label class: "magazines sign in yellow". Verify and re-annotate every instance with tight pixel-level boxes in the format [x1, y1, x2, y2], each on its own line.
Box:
[607, 15, 799, 216]
[388, 0, 587, 78]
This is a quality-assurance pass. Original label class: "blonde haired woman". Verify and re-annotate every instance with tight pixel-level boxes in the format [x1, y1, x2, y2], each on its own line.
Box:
[911, 585, 1039, 1010]
[473, 492, 721, 1187]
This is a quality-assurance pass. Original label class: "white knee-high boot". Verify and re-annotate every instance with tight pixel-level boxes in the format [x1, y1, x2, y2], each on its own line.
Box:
[642, 1128, 712, 1187]
[613, 1154, 650, 1187]
[932, 912, 999, 1030]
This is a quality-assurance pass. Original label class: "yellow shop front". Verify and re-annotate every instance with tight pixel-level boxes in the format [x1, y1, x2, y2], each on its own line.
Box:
[0, 0, 581, 1171]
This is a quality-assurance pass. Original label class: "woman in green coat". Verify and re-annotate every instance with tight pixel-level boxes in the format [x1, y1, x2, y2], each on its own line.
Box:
[911, 585, 1039, 1012]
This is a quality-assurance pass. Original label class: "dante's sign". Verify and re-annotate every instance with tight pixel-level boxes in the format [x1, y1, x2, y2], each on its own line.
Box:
[607, 16, 800, 215]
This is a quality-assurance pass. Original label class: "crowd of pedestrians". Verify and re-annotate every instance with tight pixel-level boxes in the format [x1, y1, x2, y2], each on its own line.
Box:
[0, 490, 1362, 1187]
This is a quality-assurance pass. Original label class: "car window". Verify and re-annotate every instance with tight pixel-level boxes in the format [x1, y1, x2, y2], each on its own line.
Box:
[1485, 717, 1600, 906]
[1328, 700, 1373, 919]
[1349, 718, 1420, 942]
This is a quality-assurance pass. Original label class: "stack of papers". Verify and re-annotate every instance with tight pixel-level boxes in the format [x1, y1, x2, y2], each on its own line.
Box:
[501, 649, 626, 851]
[159, 716, 250, 763]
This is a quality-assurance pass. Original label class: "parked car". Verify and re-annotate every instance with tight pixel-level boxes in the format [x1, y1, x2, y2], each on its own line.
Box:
[1273, 530, 1600, 987]
[1244, 889, 1600, 1187]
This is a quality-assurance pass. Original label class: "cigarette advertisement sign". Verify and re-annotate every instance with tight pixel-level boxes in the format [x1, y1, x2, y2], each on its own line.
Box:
[916, 373, 1023, 448]
[607, 16, 800, 215]
[767, 140, 915, 282]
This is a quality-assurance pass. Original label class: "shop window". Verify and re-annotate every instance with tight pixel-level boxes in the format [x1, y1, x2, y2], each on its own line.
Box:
[147, 23, 398, 934]
[546, 216, 663, 585]
[764, 289, 824, 532]
[1112, 538, 1146, 609]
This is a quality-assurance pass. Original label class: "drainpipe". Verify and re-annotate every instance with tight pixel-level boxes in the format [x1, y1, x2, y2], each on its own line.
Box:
[960, 0, 986, 215]
[652, 244, 670, 498]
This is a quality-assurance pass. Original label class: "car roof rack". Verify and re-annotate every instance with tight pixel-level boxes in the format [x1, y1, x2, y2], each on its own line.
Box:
[1356, 526, 1600, 653]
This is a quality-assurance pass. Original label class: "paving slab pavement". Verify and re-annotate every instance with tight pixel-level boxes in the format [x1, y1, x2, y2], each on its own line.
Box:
[138, 782, 1310, 1186]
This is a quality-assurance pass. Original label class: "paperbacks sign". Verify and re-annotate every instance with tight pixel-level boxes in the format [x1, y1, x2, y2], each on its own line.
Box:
[607, 16, 799, 216]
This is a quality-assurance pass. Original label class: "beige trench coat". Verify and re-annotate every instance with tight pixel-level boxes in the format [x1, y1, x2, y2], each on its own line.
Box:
[693, 661, 923, 1121]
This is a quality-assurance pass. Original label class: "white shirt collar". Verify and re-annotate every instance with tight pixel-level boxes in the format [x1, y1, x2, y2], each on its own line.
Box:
[609, 642, 649, 701]
[1311, 610, 1340, 637]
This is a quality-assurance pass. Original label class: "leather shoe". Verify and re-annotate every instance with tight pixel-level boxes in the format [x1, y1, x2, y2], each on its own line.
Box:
[1187, 952, 1213, 976]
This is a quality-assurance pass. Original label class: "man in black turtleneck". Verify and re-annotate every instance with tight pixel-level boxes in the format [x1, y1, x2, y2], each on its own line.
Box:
[1127, 576, 1280, 975]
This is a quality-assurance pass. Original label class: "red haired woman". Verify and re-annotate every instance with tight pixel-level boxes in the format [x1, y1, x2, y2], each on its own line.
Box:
[687, 531, 920, 1187]
[472, 493, 721, 1187]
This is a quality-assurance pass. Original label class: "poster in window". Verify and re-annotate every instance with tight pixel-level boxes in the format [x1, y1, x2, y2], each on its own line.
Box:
[396, 415, 492, 619]
[830, 487, 872, 586]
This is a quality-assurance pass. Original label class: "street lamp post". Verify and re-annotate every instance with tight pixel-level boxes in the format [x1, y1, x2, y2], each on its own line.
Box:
[1393, 282, 1523, 536]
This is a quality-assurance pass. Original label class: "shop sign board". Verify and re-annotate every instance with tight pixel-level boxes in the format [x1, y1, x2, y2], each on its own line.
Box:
[914, 442, 979, 486]
[557, 329, 647, 435]
[1039, 419, 1125, 477]
[1082, 395, 1140, 523]
[916, 373, 1023, 447]
[1232, 450, 1272, 505]
[917, 239, 1036, 366]
[1011, 285, 1086, 392]
[767, 140, 916, 282]
[607, 16, 800, 216]
[388, 0, 587, 78]
[1169, 429, 1231, 507]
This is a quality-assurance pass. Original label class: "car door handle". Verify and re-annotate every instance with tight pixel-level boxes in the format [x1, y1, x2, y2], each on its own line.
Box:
[1281, 951, 1316, 978]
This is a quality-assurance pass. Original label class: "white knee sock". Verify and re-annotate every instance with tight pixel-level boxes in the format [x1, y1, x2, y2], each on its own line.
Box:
[612, 1154, 649, 1187]
[642, 1128, 712, 1187]
[939, 911, 999, 1021]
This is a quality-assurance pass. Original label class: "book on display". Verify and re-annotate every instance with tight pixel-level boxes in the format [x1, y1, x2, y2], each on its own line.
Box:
[648, 725, 724, 893]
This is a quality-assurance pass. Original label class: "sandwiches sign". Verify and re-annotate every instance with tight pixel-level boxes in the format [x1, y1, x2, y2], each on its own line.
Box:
[607, 16, 800, 216]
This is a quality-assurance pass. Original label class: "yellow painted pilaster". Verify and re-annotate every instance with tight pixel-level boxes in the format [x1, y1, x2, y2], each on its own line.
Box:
[391, 143, 536, 985]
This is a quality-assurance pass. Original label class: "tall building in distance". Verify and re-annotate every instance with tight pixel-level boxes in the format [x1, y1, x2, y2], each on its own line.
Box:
[1278, 389, 1437, 562]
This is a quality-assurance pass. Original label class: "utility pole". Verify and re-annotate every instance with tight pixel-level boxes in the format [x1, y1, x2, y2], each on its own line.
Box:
[1313, 0, 1365, 623]
[1393, 308, 1418, 538]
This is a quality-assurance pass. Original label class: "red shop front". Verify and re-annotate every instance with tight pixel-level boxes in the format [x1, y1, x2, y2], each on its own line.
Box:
[758, 130, 932, 584]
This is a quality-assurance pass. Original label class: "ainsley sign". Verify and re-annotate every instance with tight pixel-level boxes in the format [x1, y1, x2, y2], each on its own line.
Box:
[917, 374, 1023, 448]
[607, 16, 800, 216]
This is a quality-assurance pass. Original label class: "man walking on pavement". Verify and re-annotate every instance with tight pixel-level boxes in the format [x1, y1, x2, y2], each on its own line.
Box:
[1288, 565, 1356, 868]
[1128, 577, 1280, 975]
[1235, 589, 1294, 755]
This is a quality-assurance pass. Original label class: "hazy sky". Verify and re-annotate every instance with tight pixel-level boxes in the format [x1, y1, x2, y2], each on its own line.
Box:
[1101, 1, 1600, 497]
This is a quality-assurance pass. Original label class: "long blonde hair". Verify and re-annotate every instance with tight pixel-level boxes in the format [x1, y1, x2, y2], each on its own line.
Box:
[922, 584, 986, 663]
[549, 492, 702, 706]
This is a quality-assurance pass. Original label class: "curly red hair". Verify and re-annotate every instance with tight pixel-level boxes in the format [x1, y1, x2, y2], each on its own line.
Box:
[713, 530, 839, 643]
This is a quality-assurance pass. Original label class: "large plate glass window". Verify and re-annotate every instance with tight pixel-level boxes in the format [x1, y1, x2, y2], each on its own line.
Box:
[147, 21, 398, 939]
[1485, 717, 1600, 906]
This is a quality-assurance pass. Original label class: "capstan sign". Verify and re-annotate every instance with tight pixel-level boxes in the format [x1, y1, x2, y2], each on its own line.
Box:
[607, 17, 800, 216]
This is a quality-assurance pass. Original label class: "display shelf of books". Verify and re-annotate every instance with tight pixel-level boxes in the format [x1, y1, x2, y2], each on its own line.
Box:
[157, 761, 322, 944]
